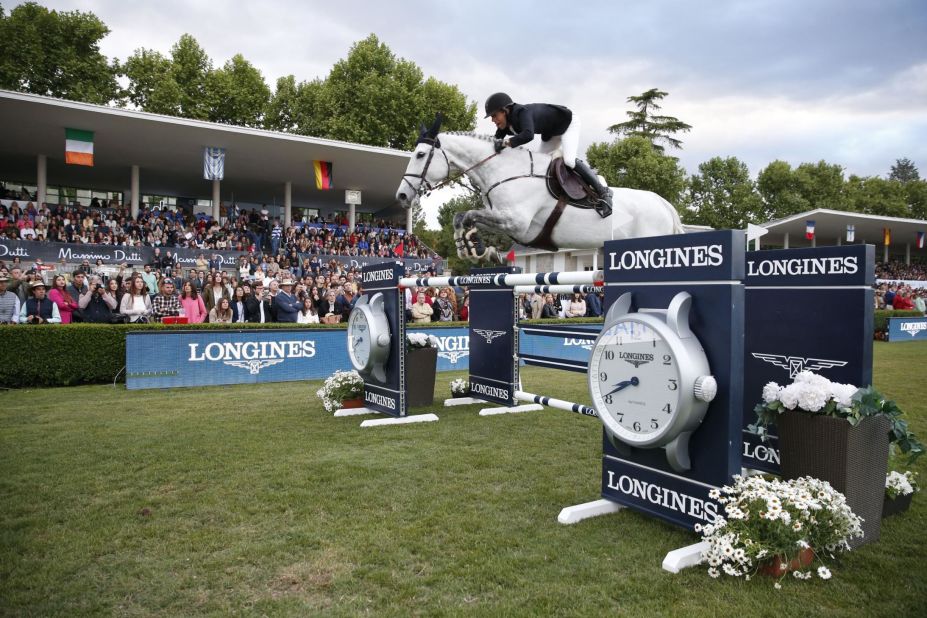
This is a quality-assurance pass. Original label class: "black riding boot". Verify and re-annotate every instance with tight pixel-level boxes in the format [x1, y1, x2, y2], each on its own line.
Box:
[573, 159, 613, 218]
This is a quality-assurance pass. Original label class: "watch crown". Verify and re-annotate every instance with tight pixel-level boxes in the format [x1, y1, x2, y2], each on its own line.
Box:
[694, 376, 717, 403]
[377, 333, 390, 346]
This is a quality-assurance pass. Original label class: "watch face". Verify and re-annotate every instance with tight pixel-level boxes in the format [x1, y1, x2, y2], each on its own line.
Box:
[348, 308, 371, 369]
[589, 318, 682, 444]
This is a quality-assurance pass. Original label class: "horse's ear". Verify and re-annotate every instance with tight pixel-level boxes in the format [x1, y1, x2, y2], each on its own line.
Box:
[429, 113, 443, 137]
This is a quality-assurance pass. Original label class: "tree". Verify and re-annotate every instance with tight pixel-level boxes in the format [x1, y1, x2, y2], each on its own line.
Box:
[889, 158, 920, 184]
[607, 88, 692, 152]
[905, 180, 927, 220]
[793, 161, 847, 211]
[207, 54, 270, 127]
[274, 35, 476, 148]
[123, 34, 214, 119]
[121, 48, 182, 115]
[0, 2, 119, 104]
[168, 34, 212, 120]
[756, 160, 809, 220]
[586, 136, 687, 204]
[683, 157, 763, 229]
[265, 75, 300, 133]
[845, 176, 908, 217]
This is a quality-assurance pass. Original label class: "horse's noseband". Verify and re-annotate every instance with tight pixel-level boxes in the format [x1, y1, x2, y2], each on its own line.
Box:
[402, 137, 450, 199]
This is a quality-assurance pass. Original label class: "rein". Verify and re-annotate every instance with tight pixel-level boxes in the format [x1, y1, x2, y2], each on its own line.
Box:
[402, 137, 501, 199]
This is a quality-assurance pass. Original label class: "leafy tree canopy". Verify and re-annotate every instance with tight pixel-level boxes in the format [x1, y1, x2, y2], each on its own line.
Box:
[0, 1, 119, 104]
[607, 88, 692, 152]
[889, 157, 920, 184]
[682, 156, 762, 229]
[586, 136, 687, 205]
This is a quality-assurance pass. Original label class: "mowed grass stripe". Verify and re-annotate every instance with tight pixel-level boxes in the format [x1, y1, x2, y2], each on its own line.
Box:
[1, 342, 925, 616]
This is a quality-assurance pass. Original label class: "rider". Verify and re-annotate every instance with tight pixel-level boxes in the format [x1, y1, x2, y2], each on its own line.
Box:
[485, 92, 613, 217]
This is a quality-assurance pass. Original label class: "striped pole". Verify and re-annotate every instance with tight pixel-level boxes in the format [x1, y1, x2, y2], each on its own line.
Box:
[512, 285, 603, 295]
[399, 270, 604, 289]
[514, 390, 598, 418]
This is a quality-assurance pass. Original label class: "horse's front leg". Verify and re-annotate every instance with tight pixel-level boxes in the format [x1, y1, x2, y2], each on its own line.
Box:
[454, 209, 512, 264]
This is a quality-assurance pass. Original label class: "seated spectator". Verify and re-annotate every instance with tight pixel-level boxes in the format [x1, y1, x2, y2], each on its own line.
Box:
[179, 281, 207, 323]
[120, 274, 152, 323]
[274, 278, 301, 323]
[0, 274, 21, 323]
[20, 280, 61, 324]
[566, 292, 586, 318]
[893, 288, 915, 310]
[411, 291, 433, 323]
[80, 276, 117, 323]
[297, 297, 319, 324]
[152, 279, 182, 321]
[541, 294, 559, 319]
[586, 290, 603, 317]
[49, 274, 80, 324]
[208, 297, 233, 323]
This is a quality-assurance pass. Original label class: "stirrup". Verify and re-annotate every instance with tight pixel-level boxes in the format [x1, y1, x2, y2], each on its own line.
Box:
[595, 197, 612, 218]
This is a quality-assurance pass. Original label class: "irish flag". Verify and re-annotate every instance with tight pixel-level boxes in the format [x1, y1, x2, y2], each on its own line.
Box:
[313, 160, 333, 190]
[65, 128, 94, 166]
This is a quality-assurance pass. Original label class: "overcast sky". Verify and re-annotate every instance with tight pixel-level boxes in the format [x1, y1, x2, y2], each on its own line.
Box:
[18, 0, 927, 223]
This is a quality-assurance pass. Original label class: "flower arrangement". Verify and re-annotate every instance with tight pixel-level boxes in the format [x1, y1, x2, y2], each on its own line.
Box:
[885, 471, 919, 499]
[750, 371, 924, 462]
[699, 474, 863, 585]
[316, 370, 364, 412]
[450, 378, 470, 396]
[406, 332, 439, 350]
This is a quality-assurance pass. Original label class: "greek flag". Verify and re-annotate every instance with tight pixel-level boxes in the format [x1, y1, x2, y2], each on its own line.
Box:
[846, 225, 855, 243]
[203, 147, 226, 180]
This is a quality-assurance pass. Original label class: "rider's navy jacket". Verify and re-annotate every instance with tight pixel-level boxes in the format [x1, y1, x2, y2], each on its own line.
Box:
[494, 103, 573, 148]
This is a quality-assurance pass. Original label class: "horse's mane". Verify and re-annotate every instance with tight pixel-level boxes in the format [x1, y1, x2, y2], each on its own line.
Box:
[442, 131, 495, 142]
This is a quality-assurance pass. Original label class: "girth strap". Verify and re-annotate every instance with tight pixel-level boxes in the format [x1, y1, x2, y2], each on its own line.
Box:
[526, 198, 567, 252]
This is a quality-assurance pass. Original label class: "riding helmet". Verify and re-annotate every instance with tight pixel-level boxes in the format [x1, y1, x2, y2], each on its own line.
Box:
[484, 92, 514, 117]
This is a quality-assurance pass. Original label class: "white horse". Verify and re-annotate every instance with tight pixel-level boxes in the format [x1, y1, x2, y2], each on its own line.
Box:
[396, 118, 685, 263]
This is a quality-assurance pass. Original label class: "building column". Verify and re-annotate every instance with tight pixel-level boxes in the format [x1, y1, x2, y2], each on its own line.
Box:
[212, 179, 220, 221]
[349, 204, 356, 233]
[811, 236, 816, 248]
[783, 232, 789, 249]
[130, 165, 140, 219]
[406, 205, 414, 233]
[884, 243, 889, 263]
[905, 243, 911, 265]
[284, 181, 292, 227]
[37, 155, 47, 206]
[836, 235, 842, 246]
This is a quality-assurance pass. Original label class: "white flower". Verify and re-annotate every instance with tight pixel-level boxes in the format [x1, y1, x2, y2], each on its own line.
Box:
[708, 567, 720, 578]
[762, 382, 782, 404]
[797, 383, 829, 412]
[779, 383, 802, 410]
[774, 582, 782, 590]
[817, 566, 832, 580]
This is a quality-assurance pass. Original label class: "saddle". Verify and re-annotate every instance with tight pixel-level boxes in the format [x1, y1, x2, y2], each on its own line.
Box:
[546, 158, 598, 207]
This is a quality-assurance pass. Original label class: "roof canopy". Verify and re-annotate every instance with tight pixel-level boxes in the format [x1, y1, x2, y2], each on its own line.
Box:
[0, 90, 412, 214]
[760, 208, 927, 256]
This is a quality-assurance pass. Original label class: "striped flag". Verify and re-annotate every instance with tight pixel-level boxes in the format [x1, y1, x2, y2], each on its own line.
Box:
[846, 224, 855, 243]
[883, 227, 892, 246]
[65, 128, 94, 166]
[314, 160, 333, 190]
[805, 220, 815, 240]
[917, 231, 925, 249]
[203, 147, 225, 180]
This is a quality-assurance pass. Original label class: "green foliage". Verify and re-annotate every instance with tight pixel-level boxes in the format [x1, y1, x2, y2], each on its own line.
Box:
[873, 309, 923, 334]
[904, 180, 927, 220]
[607, 88, 692, 152]
[845, 175, 908, 217]
[121, 48, 182, 114]
[168, 33, 212, 120]
[265, 35, 476, 148]
[756, 160, 810, 220]
[586, 136, 687, 204]
[0, 1, 119, 104]
[0, 322, 347, 388]
[793, 161, 847, 211]
[683, 156, 763, 228]
[890, 157, 920, 184]
[206, 54, 271, 127]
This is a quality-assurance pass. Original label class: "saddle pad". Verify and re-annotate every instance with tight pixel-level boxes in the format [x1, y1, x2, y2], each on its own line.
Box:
[549, 158, 589, 201]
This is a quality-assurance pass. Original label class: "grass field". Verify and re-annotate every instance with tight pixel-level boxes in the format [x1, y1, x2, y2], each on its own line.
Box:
[2, 342, 926, 616]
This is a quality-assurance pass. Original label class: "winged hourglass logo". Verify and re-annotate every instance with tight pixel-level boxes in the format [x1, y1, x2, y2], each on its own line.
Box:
[751, 353, 847, 378]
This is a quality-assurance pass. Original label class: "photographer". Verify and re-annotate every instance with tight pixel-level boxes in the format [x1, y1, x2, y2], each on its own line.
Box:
[79, 276, 117, 323]
[20, 280, 61, 324]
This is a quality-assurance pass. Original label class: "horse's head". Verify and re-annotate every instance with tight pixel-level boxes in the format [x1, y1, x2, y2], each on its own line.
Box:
[396, 114, 449, 208]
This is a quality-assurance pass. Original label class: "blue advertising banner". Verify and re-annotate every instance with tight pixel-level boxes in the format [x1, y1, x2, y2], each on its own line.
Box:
[127, 326, 471, 390]
[887, 317, 927, 341]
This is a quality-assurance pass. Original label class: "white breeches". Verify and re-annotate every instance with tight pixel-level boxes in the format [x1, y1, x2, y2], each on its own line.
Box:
[537, 116, 581, 168]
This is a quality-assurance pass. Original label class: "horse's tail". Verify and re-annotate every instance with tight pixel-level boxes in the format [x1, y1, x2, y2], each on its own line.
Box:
[667, 200, 686, 234]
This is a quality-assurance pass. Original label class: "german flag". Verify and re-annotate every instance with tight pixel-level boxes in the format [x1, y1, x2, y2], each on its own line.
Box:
[313, 160, 333, 190]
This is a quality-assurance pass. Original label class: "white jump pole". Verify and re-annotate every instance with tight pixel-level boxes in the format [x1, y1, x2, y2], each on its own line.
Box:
[399, 270, 604, 289]
[512, 285, 603, 295]
[514, 390, 598, 417]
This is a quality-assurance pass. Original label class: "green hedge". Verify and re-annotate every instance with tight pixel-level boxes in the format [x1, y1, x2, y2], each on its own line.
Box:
[874, 309, 924, 334]
[0, 321, 473, 389]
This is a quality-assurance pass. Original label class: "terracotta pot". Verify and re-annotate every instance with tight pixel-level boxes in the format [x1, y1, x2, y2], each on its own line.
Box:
[882, 493, 913, 518]
[758, 547, 814, 577]
[340, 397, 364, 409]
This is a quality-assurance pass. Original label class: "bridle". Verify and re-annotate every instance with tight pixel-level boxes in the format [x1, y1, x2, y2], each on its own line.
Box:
[401, 136, 499, 200]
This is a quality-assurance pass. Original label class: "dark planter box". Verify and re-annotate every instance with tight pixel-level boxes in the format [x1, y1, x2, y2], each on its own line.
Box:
[882, 493, 913, 518]
[778, 412, 891, 547]
[406, 347, 437, 408]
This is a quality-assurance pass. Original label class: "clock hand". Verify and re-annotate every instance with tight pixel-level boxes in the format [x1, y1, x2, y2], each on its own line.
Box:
[605, 376, 639, 397]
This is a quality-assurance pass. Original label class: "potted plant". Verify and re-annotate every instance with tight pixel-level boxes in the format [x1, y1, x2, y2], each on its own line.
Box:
[751, 371, 924, 545]
[883, 471, 919, 517]
[699, 474, 863, 587]
[316, 370, 364, 413]
[450, 378, 470, 398]
[406, 332, 439, 407]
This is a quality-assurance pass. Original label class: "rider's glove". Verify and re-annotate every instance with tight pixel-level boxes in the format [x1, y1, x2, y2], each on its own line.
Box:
[493, 138, 505, 153]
